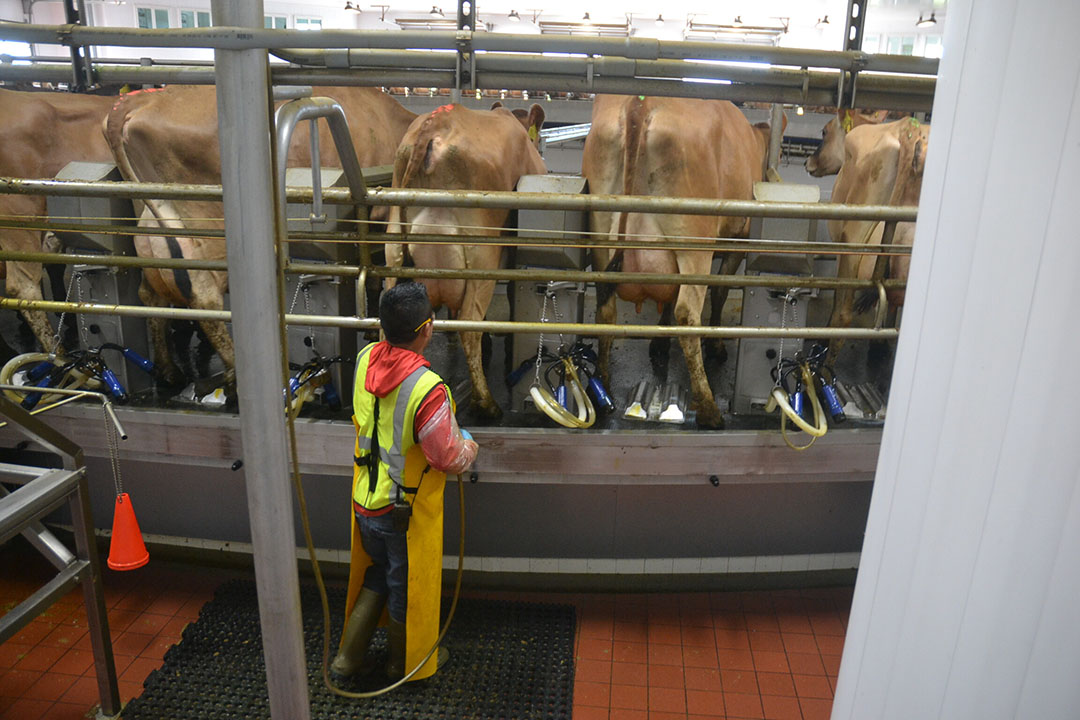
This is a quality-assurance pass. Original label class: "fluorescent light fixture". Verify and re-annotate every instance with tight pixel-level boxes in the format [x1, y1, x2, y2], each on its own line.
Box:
[916, 11, 936, 27]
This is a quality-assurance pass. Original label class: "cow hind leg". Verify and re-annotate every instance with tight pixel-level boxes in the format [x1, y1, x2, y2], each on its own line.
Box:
[8, 261, 59, 355]
[704, 252, 743, 365]
[675, 285, 723, 429]
[138, 280, 187, 387]
[825, 255, 861, 367]
[459, 278, 501, 424]
[595, 252, 622, 388]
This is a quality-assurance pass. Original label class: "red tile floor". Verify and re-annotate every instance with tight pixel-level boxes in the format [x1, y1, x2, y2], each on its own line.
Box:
[1, 537, 852, 720]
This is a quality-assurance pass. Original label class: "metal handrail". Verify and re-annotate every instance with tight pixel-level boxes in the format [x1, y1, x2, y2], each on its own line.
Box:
[0, 296, 898, 341]
[0, 177, 919, 222]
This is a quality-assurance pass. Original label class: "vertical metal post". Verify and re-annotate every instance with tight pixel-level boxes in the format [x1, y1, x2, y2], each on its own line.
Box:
[767, 103, 784, 178]
[454, 0, 476, 104]
[61, 0, 92, 91]
[211, 3, 311, 720]
[838, 0, 867, 108]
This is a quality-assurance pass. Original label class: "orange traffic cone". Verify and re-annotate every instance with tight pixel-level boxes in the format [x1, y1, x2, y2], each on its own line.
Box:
[107, 493, 149, 571]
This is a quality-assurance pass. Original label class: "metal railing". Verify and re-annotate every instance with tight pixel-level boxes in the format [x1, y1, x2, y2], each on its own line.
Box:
[0, 173, 910, 341]
[0, 22, 936, 110]
[0, 393, 121, 718]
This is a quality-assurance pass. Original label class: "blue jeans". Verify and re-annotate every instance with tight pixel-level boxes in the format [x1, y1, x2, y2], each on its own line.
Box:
[357, 511, 409, 623]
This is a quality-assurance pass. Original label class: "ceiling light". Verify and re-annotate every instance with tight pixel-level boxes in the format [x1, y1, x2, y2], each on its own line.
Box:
[430, 5, 443, 16]
[816, 15, 829, 27]
[655, 14, 664, 26]
[732, 15, 743, 26]
[582, 11, 591, 21]
[916, 11, 936, 27]
[508, 9, 520, 21]
[796, 105, 804, 115]
[344, 1, 356, 10]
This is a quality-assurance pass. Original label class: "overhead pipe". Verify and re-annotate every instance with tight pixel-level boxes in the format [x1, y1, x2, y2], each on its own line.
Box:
[0, 62, 453, 88]
[0, 23, 937, 74]
[0, 61, 930, 109]
[0, 297, 899, 341]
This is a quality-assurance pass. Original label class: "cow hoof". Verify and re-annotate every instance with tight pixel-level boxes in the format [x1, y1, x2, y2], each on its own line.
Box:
[470, 400, 503, 426]
[694, 404, 725, 430]
[648, 338, 671, 380]
[704, 339, 728, 366]
[155, 365, 188, 389]
[867, 340, 892, 370]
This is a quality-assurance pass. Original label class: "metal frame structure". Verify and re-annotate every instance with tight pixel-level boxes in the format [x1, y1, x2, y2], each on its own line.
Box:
[0, 391, 121, 719]
[0, 11, 933, 719]
[0, 21, 937, 111]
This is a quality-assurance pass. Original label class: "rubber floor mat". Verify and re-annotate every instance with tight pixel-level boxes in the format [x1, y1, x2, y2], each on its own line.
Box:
[122, 578, 576, 720]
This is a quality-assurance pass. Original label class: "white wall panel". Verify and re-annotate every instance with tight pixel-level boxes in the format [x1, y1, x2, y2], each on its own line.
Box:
[832, 1, 1080, 719]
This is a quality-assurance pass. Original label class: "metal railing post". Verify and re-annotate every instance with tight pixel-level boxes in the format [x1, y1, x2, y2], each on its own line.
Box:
[211, 2, 311, 719]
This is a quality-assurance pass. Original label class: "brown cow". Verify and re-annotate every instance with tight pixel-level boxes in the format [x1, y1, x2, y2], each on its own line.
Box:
[0, 88, 117, 355]
[804, 108, 891, 177]
[582, 95, 773, 429]
[385, 102, 547, 422]
[104, 85, 417, 389]
[822, 117, 929, 360]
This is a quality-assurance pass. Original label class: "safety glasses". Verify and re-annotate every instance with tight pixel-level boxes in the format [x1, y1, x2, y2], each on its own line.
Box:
[413, 315, 433, 333]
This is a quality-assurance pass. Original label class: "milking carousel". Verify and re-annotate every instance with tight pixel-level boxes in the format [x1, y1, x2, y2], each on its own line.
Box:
[2, 1, 1079, 719]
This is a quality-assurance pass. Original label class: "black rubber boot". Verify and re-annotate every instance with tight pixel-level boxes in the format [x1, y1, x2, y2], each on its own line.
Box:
[385, 618, 407, 681]
[330, 588, 385, 678]
[386, 619, 451, 681]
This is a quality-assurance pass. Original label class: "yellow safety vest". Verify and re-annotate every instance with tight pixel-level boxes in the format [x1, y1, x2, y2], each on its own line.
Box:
[352, 342, 448, 511]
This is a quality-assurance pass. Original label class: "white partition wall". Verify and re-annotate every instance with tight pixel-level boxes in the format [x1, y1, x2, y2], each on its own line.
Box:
[831, 1, 1080, 719]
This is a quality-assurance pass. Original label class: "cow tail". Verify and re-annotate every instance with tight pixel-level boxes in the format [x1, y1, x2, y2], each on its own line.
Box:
[103, 100, 141, 187]
[103, 97, 194, 302]
[595, 250, 624, 308]
[617, 96, 649, 247]
[398, 114, 443, 189]
[103, 100, 166, 224]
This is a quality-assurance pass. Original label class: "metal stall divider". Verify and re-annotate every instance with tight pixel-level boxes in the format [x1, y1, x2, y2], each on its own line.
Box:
[733, 181, 820, 415]
[47, 161, 154, 397]
[510, 174, 589, 414]
[284, 166, 357, 409]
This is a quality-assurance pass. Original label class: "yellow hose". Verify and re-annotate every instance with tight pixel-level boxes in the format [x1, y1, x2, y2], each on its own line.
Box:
[766, 363, 828, 450]
[0, 352, 100, 404]
[529, 357, 596, 429]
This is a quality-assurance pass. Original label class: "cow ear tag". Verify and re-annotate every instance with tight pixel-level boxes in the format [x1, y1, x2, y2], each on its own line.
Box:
[528, 126, 538, 141]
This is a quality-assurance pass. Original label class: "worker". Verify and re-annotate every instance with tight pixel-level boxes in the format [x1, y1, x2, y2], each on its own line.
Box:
[332, 282, 478, 681]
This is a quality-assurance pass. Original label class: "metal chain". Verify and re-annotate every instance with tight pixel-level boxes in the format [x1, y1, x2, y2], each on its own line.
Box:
[287, 278, 303, 314]
[549, 287, 565, 353]
[50, 268, 78, 355]
[102, 402, 123, 497]
[74, 272, 89, 349]
[533, 282, 551, 385]
[774, 289, 795, 388]
[302, 283, 317, 355]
